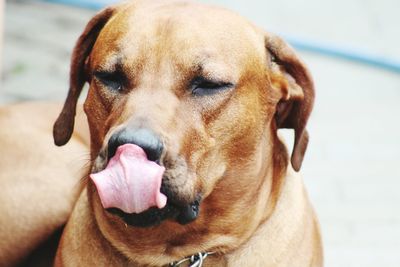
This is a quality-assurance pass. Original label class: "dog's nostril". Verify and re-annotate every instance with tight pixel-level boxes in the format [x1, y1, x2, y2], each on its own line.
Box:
[107, 128, 163, 162]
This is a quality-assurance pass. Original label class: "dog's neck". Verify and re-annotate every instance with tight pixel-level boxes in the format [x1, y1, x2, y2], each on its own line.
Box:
[224, 166, 315, 266]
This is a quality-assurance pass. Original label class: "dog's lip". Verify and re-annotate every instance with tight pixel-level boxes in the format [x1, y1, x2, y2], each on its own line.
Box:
[106, 201, 180, 227]
[91, 150, 108, 173]
[105, 195, 202, 227]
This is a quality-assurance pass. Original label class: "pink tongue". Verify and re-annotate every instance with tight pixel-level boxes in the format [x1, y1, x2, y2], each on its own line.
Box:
[90, 144, 167, 214]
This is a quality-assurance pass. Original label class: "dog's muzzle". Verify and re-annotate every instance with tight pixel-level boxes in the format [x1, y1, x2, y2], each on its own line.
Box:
[93, 127, 201, 227]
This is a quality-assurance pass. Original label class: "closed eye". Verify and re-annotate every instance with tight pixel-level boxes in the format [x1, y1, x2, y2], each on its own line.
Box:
[191, 76, 234, 96]
[94, 71, 124, 92]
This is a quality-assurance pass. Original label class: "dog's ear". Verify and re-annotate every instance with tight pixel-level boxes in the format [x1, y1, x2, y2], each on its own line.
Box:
[53, 7, 115, 146]
[265, 33, 315, 171]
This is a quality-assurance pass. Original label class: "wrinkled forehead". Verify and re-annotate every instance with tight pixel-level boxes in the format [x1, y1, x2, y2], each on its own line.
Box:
[91, 1, 266, 79]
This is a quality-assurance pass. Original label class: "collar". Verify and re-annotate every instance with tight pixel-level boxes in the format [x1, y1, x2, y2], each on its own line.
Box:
[169, 252, 215, 267]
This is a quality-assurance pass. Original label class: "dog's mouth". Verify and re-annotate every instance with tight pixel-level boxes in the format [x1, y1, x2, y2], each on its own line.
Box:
[106, 198, 201, 227]
[90, 143, 201, 227]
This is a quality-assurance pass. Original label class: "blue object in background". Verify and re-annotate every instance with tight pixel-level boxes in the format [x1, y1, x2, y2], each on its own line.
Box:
[42, 0, 400, 74]
[282, 34, 400, 74]
[43, 0, 119, 10]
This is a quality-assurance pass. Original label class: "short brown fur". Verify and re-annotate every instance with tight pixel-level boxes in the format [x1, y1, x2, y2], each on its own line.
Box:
[53, 1, 322, 266]
[0, 102, 89, 267]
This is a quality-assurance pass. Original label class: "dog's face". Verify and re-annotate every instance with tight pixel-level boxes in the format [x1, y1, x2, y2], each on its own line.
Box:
[54, 0, 314, 264]
[86, 2, 273, 228]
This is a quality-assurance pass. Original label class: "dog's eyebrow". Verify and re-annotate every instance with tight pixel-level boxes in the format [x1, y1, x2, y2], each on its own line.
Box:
[193, 61, 237, 84]
[95, 54, 125, 73]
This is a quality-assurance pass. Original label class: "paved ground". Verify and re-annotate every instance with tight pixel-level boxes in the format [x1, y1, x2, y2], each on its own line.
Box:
[2, 1, 400, 266]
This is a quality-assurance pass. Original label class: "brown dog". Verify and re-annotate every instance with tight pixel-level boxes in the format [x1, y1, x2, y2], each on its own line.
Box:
[0, 102, 89, 267]
[53, 0, 323, 266]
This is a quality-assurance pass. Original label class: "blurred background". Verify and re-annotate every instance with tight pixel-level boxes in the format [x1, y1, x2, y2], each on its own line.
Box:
[1, 0, 400, 266]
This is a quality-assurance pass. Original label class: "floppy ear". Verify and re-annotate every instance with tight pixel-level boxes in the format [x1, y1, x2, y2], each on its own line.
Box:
[265, 33, 315, 171]
[53, 7, 115, 146]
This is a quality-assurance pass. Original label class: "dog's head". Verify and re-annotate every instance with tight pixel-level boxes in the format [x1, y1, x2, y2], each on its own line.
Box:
[54, 0, 314, 263]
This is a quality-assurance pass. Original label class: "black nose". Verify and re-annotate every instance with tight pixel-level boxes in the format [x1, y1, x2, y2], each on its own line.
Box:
[107, 128, 163, 162]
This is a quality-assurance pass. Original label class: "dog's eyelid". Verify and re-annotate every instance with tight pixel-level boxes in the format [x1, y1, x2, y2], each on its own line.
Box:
[94, 70, 122, 78]
[192, 76, 234, 88]
[190, 76, 235, 96]
[93, 70, 125, 91]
